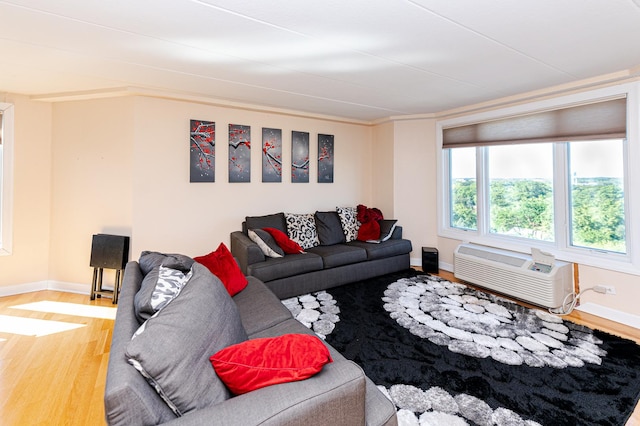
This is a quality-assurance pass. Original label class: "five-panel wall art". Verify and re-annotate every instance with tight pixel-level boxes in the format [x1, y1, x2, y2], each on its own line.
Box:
[189, 119, 334, 184]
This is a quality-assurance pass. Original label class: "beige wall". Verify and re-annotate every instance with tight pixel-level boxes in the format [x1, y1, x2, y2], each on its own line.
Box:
[391, 118, 438, 263]
[49, 97, 135, 285]
[2, 95, 373, 290]
[371, 121, 394, 216]
[129, 97, 373, 260]
[0, 94, 52, 290]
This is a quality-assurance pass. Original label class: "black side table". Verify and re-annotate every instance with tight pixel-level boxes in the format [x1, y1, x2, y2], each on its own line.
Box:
[89, 234, 130, 304]
[421, 247, 439, 274]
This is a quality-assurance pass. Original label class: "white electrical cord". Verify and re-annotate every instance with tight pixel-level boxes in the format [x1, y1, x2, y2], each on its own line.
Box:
[548, 285, 608, 316]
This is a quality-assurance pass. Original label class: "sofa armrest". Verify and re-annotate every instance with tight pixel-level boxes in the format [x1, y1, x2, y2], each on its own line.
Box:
[230, 231, 265, 274]
[105, 261, 178, 425]
[164, 360, 367, 426]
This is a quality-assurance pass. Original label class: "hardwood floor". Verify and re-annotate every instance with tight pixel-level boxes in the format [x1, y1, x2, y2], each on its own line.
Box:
[0, 290, 114, 426]
[0, 272, 638, 425]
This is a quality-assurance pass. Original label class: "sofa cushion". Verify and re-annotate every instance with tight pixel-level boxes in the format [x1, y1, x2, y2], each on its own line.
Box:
[245, 213, 287, 234]
[306, 244, 367, 269]
[248, 229, 284, 258]
[263, 227, 304, 254]
[336, 207, 360, 242]
[138, 251, 194, 276]
[285, 213, 320, 249]
[347, 238, 413, 260]
[194, 243, 248, 296]
[247, 253, 323, 283]
[125, 263, 248, 416]
[210, 334, 332, 395]
[134, 265, 193, 323]
[314, 211, 346, 246]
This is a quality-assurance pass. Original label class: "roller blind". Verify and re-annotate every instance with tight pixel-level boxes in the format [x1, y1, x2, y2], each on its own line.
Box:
[443, 97, 627, 148]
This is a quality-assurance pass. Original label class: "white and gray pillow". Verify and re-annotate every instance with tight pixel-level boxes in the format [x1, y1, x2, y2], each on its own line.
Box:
[336, 206, 360, 242]
[248, 229, 284, 258]
[285, 213, 320, 249]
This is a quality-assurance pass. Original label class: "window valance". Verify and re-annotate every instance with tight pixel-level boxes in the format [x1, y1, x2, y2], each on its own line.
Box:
[442, 97, 627, 148]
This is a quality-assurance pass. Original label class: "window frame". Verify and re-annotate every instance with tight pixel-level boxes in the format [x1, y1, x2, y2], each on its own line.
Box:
[0, 102, 14, 256]
[437, 83, 640, 275]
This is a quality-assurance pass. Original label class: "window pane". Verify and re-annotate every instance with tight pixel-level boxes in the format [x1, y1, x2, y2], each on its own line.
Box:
[569, 140, 625, 253]
[449, 147, 477, 230]
[488, 144, 554, 241]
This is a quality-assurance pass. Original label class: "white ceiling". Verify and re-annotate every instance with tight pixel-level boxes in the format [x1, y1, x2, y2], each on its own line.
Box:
[1, 0, 640, 121]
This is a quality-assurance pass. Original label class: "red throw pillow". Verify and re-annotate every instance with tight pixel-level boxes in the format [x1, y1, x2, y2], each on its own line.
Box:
[193, 243, 248, 296]
[210, 334, 332, 395]
[263, 227, 304, 254]
[357, 220, 381, 241]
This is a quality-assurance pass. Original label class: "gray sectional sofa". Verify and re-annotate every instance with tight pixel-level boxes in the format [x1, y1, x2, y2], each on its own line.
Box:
[230, 210, 413, 299]
[105, 252, 398, 426]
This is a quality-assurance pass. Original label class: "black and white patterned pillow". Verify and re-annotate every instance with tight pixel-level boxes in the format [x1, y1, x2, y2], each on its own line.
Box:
[132, 265, 193, 339]
[336, 206, 360, 242]
[285, 213, 320, 249]
[151, 265, 193, 312]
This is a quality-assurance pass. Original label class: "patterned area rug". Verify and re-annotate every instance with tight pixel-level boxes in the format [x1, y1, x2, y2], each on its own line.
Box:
[282, 270, 640, 426]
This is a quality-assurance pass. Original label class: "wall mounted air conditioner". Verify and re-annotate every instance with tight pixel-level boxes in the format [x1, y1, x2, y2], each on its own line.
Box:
[453, 243, 573, 308]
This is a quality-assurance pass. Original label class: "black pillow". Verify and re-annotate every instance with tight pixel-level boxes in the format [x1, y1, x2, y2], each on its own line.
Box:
[244, 213, 287, 234]
[315, 211, 347, 246]
[378, 220, 398, 242]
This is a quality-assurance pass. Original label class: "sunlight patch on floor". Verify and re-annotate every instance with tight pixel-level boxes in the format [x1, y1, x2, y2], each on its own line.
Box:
[0, 315, 85, 336]
[10, 301, 117, 320]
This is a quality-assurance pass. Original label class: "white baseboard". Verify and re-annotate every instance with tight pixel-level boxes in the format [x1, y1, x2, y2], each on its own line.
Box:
[49, 281, 92, 295]
[410, 257, 453, 273]
[576, 302, 640, 330]
[0, 281, 50, 297]
[0, 281, 91, 297]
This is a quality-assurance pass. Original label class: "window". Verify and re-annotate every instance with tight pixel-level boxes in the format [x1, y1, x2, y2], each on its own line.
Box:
[568, 139, 625, 253]
[449, 147, 476, 230]
[488, 143, 554, 242]
[438, 84, 640, 273]
[0, 102, 14, 255]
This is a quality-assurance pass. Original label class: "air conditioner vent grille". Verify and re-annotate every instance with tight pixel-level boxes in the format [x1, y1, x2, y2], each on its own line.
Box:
[454, 244, 572, 308]
[456, 244, 528, 268]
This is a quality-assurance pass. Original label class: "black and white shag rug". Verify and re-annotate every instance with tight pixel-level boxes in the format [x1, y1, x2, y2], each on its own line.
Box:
[282, 270, 640, 426]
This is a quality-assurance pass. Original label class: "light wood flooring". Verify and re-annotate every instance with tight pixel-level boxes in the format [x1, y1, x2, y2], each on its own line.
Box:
[0, 271, 638, 425]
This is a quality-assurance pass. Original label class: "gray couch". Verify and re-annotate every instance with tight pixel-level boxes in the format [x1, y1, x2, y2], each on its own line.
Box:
[105, 255, 398, 426]
[230, 211, 413, 299]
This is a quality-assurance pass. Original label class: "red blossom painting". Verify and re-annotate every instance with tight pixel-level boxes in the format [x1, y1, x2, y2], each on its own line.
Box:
[318, 134, 334, 183]
[190, 120, 215, 182]
[229, 124, 251, 183]
[291, 131, 310, 183]
[262, 128, 282, 182]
